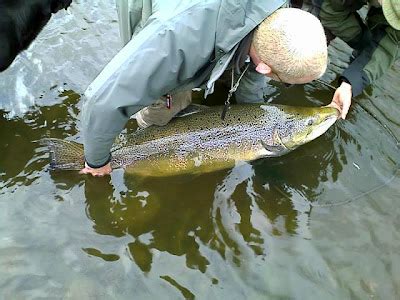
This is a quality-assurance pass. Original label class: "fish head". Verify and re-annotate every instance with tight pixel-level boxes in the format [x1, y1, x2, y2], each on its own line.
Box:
[279, 105, 339, 150]
[262, 105, 339, 155]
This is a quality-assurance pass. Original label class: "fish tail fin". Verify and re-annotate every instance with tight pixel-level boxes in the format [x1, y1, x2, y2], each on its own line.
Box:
[40, 138, 85, 170]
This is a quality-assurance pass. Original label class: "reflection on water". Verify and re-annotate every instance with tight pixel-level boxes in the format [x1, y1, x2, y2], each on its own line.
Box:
[0, 1, 120, 116]
[0, 1, 400, 299]
[0, 90, 80, 189]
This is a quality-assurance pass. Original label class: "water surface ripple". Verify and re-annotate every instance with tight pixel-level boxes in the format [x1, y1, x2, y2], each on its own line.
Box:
[0, 1, 399, 299]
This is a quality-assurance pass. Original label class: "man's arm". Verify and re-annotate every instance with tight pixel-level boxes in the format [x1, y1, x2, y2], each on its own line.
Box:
[318, 1, 400, 118]
[82, 4, 218, 170]
[311, 0, 363, 118]
[342, 25, 400, 97]
[331, 25, 400, 119]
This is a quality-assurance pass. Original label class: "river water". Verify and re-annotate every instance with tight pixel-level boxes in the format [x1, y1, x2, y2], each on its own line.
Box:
[0, 1, 399, 299]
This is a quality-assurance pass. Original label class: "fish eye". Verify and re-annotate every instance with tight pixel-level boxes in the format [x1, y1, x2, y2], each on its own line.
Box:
[307, 119, 314, 126]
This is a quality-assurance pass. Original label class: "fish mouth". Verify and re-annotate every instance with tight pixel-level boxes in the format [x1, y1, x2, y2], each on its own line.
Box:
[305, 112, 338, 143]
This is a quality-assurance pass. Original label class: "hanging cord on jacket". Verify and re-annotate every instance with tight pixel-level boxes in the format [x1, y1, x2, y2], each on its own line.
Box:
[221, 64, 250, 120]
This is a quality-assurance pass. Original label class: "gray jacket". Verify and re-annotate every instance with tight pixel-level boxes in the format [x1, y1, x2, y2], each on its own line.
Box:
[82, 0, 286, 167]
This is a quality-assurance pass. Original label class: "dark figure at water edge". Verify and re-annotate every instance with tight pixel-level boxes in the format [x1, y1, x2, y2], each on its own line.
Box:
[0, 0, 72, 71]
[308, 0, 400, 119]
[80, 0, 330, 177]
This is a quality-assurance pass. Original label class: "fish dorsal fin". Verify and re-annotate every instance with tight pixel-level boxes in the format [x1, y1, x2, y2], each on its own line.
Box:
[174, 104, 210, 118]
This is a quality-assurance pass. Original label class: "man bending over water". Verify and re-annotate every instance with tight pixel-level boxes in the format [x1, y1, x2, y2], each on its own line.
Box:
[80, 0, 329, 176]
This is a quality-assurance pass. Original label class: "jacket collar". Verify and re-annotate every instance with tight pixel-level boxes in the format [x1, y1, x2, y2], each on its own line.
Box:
[215, 0, 286, 53]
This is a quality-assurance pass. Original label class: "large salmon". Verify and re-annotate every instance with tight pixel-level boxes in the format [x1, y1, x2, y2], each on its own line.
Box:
[42, 104, 339, 176]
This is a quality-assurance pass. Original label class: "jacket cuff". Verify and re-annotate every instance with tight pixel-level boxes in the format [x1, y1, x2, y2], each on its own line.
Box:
[340, 68, 369, 97]
[85, 153, 112, 169]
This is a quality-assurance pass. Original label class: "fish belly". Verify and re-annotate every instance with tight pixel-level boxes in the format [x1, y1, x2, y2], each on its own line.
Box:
[123, 144, 265, 177]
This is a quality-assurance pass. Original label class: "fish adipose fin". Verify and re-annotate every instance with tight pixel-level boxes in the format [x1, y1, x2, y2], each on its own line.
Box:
[40, 138, 85, 170]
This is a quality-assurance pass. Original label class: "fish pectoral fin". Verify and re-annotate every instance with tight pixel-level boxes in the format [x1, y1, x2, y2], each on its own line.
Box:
[260, 127, 288, 154]
[273, 127, 284, 146]
[260, 140, 286, 153]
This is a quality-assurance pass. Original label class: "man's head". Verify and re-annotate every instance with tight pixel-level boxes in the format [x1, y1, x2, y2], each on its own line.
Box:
[0, 0, 72, 72]
[250, 8, 328, 84]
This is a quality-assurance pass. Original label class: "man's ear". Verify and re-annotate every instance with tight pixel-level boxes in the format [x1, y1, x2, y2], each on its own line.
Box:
[255, 62, 272, 75]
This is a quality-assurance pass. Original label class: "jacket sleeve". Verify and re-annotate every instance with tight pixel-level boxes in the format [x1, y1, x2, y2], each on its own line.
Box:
[82, 6, 217, 167]
[318, 1, 400, 96]
[341, 25, 400, 96]
[318, 0, 364, 44]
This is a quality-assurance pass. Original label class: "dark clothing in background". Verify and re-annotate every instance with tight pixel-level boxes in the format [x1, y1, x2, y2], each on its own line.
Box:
[310, 0, 400, 96]
[0, 0, 72, 72]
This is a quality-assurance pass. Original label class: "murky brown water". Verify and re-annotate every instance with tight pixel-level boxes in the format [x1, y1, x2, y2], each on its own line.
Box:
[1, 1, 399, 299]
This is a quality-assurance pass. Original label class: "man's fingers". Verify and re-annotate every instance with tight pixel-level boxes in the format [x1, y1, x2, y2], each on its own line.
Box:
[327, 100, 342, 118]
[93, 173, 105, 177]
[327, 102, 341, 111]
[342, 103, 350, 119]
[79, 168, 88, 175]
[79, 168, 109, 176]
[340, 95, 351, 119]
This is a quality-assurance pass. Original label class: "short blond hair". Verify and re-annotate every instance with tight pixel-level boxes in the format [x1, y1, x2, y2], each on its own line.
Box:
[253, 8, 328, 83]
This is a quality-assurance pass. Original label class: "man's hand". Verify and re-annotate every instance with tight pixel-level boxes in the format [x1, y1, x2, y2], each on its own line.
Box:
[328, 82, 352, 119]
[79, 162, 112, 177]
